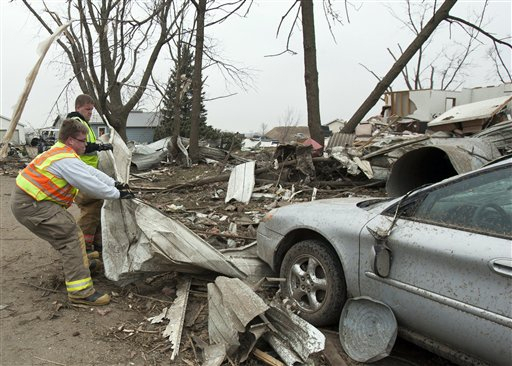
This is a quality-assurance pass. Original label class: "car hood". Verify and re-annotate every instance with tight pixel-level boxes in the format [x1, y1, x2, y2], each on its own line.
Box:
[259, 197, 389, 237]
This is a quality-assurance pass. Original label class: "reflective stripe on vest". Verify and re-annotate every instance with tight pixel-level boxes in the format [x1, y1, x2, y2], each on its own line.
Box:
[71, 116, 99, 168]
[16, 142, 79, 207]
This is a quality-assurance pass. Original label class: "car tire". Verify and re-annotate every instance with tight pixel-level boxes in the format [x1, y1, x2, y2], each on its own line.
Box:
[280, 239, 346, 326]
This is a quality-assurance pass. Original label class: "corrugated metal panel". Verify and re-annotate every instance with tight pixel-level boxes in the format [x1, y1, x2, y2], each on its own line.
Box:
[385, 137, 501, 196]
[473, 120, 512, 153]
[207, 277, 269, 353]
[326, 132, 355, 149]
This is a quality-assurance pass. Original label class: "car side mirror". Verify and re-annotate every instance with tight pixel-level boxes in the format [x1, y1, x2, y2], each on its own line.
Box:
[367, 226, 392, 278]
[372, 244, 391, 278]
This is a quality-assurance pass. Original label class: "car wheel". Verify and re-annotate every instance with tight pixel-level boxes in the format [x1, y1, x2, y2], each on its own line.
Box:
[280, 239, 346, 326]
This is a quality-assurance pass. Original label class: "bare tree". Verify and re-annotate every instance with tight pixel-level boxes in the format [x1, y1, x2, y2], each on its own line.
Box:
[351, 1, 512, 133]
[259, 122, 269, 137]
[383, 1, 496, 91]
[189, 0, 206, 163]
[21, 0, 185, 141]
[273, 1, 349, 148]
[445, 12, 512, 83]
[278, 107, 300, 142]
[300, 0, 323, 146]
[187, 0, 251, 163]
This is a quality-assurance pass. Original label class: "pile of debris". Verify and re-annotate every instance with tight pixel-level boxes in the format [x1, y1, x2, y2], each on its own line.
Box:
[2, 95, 510, 365]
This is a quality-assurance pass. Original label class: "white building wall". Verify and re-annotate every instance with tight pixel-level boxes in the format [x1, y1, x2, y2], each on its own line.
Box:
[402, 83, 511, 122]
[462, 83, 512, 103]
[325, 120, 345, 133]
[0, 117, 26, 144]
[408, 90, 460, 121]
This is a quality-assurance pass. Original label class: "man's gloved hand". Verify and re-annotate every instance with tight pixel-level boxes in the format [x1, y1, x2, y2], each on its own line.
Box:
[115, 181, 129, 190]
[97, 143, 113, 151]
[119, 189, 135, 199]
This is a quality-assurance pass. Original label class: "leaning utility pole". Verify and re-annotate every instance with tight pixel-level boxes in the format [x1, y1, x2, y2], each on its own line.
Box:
[341, 0, 457, 133]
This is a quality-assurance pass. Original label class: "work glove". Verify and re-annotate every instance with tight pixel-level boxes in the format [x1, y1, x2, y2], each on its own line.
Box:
[97, 143, 113, 151]
[114, 181, 130, 190]
[119, 189, 135, 199]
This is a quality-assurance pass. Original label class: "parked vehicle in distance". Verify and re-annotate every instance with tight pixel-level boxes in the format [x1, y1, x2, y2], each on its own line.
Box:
[30, 127, 59, 153]
[257, 156, 512, 366]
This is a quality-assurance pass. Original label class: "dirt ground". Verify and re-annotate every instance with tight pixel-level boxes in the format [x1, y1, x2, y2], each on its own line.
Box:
[0, 158, 454, 366]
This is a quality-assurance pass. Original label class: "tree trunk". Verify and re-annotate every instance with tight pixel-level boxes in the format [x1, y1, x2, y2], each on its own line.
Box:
[341, 0, 457, 133]
[171, 46, 183, 159]
[189, 0, 206, 163]
[300, 0, 323, 147]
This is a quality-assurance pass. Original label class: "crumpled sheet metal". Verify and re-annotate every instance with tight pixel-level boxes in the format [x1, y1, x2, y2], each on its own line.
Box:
[264, 305, 325, 366]
[102, 199, 247, 285]
[220, 242, 276, 284]
[147, 278, 192, 360]
[100, 131, 247, 284]
[386, 136, 501, 196]
[208, 276, 269, 355]
[98, 127, 132, 182]
[130, 138, 168, 170]
[163, 278, 191, 360]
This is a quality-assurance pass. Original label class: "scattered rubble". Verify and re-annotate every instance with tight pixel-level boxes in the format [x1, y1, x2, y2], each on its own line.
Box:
[1, 96, 510, 365]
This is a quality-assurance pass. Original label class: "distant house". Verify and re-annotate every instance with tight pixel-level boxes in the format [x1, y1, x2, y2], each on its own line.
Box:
[383, 83, 512, 122]
[89, 111, 161, 143]
[0, 115, 26, 145]
[324, 119, 346, 134]
[266, 126, 311, 144]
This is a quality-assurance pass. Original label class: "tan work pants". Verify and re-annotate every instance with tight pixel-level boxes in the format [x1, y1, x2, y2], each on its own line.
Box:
[74, 191, 103, 251]
[11, 186, 95, 299]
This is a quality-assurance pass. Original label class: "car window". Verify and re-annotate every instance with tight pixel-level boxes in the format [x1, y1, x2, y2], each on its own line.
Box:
[411, 165, 512, 238]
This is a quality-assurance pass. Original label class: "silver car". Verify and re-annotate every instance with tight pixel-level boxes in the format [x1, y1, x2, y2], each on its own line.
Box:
[257, 157, 512, 365]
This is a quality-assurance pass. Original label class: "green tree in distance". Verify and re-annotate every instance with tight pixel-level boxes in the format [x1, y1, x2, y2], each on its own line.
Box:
[155, 45, 208, 141]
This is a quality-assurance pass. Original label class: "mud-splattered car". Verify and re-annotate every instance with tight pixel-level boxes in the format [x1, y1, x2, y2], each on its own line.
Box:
[257, 156, 512, 366]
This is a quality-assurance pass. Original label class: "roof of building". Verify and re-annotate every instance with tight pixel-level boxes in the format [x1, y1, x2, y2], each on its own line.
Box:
[0, 114, 25, 128]
[266, 126, 310, 143]
[90, 111, 160, 128]
[428, 96, 512, 126]
[325, 118, 346, 126]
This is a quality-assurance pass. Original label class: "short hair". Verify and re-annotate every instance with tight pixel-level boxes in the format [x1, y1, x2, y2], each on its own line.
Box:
[58, 119, 88, 142]
[75, 94, 94, 109]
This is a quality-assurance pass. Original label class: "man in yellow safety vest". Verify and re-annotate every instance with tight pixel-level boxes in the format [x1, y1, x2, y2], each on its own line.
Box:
[66, 94, 113, 256]
[11, 119, 133, 306]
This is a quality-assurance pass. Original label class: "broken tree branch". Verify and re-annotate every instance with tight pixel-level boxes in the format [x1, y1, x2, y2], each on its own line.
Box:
[33, 356, 67, 366]
[446, 15, 512, 49]
[252, 348, 285, 366]
[341, 0, 457, 133]
[21, 282, 64, 294]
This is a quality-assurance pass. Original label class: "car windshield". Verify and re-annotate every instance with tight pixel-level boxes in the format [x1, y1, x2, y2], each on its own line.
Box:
[412, 165, 512, 237]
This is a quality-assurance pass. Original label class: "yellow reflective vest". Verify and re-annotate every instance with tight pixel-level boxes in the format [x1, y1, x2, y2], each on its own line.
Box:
[16, 142, 79, 207]
[71, 115, 99, 168]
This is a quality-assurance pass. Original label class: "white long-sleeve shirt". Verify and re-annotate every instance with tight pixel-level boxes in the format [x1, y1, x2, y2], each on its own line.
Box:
[47, 157, 120, 199]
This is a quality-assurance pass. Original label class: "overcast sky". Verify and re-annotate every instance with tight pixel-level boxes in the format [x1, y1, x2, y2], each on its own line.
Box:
[1, 1, 511, 134]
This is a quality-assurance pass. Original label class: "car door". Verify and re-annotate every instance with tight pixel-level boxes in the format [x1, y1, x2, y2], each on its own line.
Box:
[359, 163, 512, 365]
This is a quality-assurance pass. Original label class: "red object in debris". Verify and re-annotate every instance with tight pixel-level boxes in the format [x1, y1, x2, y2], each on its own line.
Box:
[302, 138, 323, 156]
